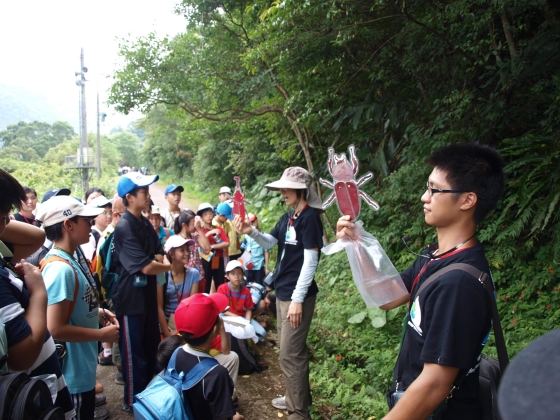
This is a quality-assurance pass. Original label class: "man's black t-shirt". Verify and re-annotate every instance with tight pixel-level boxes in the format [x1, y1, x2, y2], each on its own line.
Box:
[269, 206, 323, 301]
[175, 346, 236, 420]
[396, 242, 492, 420]
[112, 210, 164, 317]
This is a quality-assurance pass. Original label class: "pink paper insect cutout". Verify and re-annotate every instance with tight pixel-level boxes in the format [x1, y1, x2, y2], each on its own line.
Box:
[319, 145, 380, 220]
[232, 176, 247, 221]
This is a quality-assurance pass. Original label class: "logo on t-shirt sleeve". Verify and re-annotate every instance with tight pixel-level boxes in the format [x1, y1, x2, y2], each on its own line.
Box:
[408, 296, 423, 336]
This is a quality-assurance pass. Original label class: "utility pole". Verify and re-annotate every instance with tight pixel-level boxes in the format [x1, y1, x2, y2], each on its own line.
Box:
[96, 89, 101, 179]
[76, 48, 89, 192]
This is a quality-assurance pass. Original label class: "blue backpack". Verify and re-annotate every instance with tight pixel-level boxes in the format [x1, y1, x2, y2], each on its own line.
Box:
[133, 348, 219, 419]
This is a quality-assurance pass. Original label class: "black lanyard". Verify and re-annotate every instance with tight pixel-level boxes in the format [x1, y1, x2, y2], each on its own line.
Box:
[53, 247, 104, 307]
[170, 268, 187, 302]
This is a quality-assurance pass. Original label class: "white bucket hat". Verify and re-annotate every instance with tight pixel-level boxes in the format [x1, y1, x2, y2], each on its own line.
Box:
[265, 167, 323, 210]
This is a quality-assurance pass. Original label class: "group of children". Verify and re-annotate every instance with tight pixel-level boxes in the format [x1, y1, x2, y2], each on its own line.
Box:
[0, 170, 276, 420]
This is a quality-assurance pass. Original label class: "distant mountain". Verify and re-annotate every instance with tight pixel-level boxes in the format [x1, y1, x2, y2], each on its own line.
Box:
[0, 83, 79, 131]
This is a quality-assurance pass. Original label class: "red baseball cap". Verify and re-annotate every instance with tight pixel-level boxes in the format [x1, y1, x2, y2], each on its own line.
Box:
[174, 293, 229, 338]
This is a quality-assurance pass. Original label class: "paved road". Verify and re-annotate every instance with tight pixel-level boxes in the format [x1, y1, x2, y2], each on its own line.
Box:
[149, 182, 202, 213]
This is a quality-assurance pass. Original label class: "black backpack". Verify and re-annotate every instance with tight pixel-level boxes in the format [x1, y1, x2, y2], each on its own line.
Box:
[227, 334, 267, 375]
[0, 356, 65, 420]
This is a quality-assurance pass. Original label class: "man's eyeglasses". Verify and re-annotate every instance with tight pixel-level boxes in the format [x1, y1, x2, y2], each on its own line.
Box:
[102, 211, 113, 216]
[425, 182, 465, 197]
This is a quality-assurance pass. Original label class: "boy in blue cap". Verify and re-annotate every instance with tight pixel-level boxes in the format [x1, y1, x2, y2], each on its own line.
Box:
[161, 184, 185, 229]
[112, 172, 172, 412]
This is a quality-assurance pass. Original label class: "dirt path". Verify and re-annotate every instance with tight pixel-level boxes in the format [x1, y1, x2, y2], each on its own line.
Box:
[95, 326, 286, 419]
[95, 185, 287, 419]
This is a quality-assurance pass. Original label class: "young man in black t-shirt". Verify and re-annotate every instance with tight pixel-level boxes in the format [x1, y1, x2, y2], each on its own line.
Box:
[174, 293, 244, 420]
[112, 172, 172, 412]
[337, 144, 504, 420]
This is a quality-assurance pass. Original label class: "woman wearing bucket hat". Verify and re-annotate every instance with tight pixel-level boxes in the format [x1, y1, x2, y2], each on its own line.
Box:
[234, 166, 324, 419]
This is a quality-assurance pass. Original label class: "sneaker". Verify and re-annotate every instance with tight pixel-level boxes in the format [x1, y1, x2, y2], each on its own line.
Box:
[93, 407, 109, 420]
[121, 401, 133, 413]
[115, 370, 124, 385]
[94, 394, 107, 407]
[98, 352, 114, 366]
[272, 396, 286, 410]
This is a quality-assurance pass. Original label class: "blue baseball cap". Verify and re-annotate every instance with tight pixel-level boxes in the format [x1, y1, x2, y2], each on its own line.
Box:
[164, 184, 184, 196]
[117, 173, 159, 198]
[216, 202, 234, 220]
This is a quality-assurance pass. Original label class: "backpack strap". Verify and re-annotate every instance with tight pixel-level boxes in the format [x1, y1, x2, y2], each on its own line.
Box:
[92, 230, 101, 248]
[163, 228, 171, 240]
[166, 347, 219, 389]
[415, 263, 508, 371]
[40, 256, 79, 322]
[396, 263, 509, 390]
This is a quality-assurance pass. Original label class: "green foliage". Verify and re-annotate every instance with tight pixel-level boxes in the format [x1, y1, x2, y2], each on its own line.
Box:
[0, 120, 138, 199]
[0, 121, 75, 161]
[309, 251, 402, 419]
[111, 131, 142, 167]
[106, 1, 560, 415]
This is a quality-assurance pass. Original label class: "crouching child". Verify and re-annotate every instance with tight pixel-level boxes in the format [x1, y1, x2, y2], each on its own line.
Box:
[174, 293, 244, 420]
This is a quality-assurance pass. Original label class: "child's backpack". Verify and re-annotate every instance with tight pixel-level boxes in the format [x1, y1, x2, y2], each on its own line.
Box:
[133, 347, 219, 419]
[93, 231, 119, 299]
[228, 334, 267, 375]
[0, 358, 65, 420]
[247, 282, 267, 309]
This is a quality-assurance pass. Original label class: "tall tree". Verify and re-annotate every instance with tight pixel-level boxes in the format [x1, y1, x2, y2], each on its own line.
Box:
[0, 121, 75, 160]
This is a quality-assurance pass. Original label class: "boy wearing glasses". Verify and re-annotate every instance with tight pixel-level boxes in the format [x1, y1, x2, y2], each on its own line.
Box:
[38, 196, 120, 420]
[337, 144, 504, 420]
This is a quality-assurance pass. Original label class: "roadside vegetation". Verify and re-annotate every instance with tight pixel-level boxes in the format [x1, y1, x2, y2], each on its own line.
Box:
[3, 1, 560, 418]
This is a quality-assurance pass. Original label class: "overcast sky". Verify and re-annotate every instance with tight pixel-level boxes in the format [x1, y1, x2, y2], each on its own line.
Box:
[0, 0, 186, 131]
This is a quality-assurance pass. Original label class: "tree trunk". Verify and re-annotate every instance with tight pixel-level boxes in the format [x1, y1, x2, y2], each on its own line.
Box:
[501, 11, 517, 59]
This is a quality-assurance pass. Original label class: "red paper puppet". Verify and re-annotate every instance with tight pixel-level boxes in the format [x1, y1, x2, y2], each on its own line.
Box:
[232, 176, 247, 221]
[319, 145, 380, 220]
[320, 145, 408, 308]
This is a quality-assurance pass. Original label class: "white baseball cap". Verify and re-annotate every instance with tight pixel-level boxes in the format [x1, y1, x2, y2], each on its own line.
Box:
[219, 186, 232, 195]
[36, 196, 104, 227]
[225, 259, 244, 273]
[196, 202, 214, 216]
[89, 195, 111, 208]
[164, 235, 195, 253]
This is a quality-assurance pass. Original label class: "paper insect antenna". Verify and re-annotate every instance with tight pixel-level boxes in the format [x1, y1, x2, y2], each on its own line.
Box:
[319, 145, 380, 220]
[232, 176, 247, 220]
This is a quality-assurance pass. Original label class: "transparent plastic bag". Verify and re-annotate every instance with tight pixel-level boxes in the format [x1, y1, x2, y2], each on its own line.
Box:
[322, 221, 408, 308]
